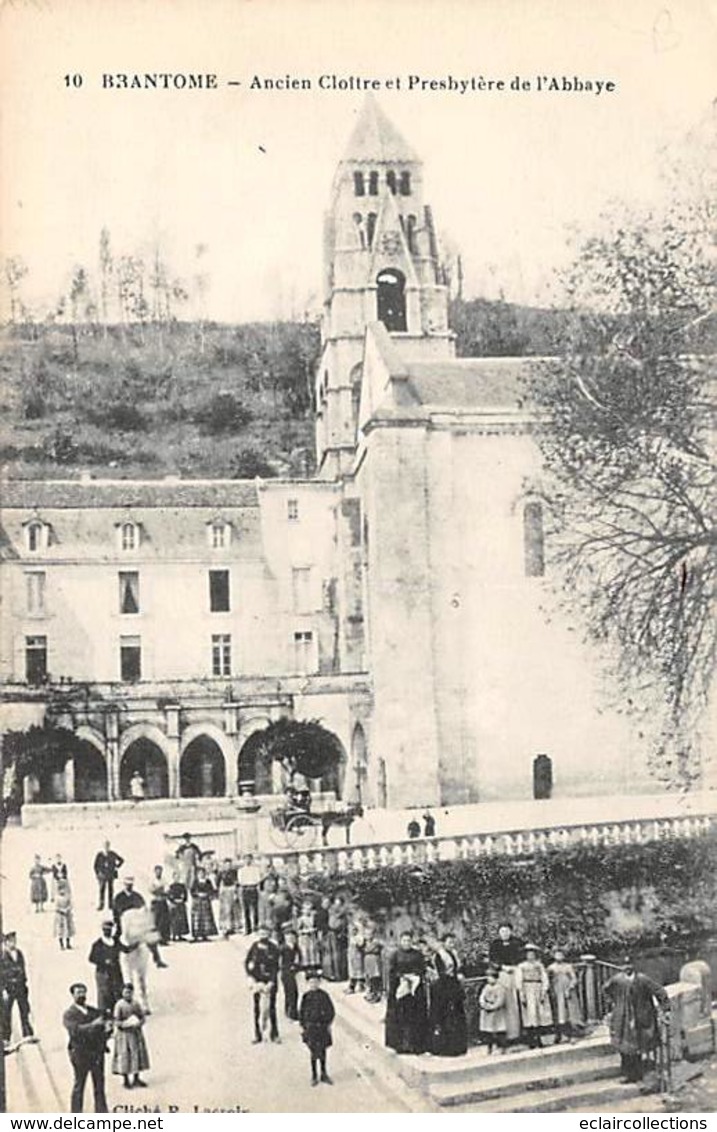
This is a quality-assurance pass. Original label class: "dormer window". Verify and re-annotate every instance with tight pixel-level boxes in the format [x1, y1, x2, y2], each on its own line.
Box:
[208, 520, 232, 549]
[399, 171, 411, 195]
[386, 170, 397, 195]
[368, 171, 379, 195]
[24, 519, 50, 553]
[353, 171, 365, 196]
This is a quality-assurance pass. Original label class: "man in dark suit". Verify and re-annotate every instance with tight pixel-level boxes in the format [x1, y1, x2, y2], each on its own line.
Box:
[1, 932, 34, 1045]
[62, 982, 112, 1112]
[245, 925, 281, 1044]
[93, 840, 124, 910]
[604, 957, 671, 1082]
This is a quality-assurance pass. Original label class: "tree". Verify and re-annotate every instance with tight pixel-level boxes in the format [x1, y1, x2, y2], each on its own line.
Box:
[526, 205, 716, 788]
[1, 725, 76, 827]
[4, 255, 28, 327]
[248, 718, 342, 783]
[99, 227, 114, 334]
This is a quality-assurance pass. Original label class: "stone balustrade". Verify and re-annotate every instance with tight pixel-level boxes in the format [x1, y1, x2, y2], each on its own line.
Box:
[267, 810, 716, 877]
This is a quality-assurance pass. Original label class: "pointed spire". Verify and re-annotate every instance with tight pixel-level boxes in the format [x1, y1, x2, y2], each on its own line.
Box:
[342, 94, 419, 164]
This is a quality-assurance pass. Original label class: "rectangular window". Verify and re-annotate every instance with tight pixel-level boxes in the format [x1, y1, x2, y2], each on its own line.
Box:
[212, 633, 232, 677]
[25, 635, 47, 685]
[121, 523, 138, 551]
[287, 498, 299, 522]
[292, 566, 313, 614]
[120, 635, 141, 682]
[25, 572, 46, 616]
[119, 571, 140, 614]
[209, 569, 231, 612]
[293, 630, 314, 675]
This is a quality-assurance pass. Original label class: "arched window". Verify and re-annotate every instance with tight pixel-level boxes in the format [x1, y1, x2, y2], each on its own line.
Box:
[405, 214, 418, 254]
[368, 171, 379, 195]
[523, 500, 545, 577]
[366, 212, 378, 249]
[353, 212, 367, 250]
[533, 754, 553, 800]
[386, 169, 397, 195]
[399, 171, 411, 195]
[26, 520, 45, 553]
[376, 269, 407, 332]
[353, 171, 365, 196]
[120, 521, 140, 552]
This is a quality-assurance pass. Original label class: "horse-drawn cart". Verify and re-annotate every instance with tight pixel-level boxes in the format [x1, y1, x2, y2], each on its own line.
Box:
[268, 800, 363, 850]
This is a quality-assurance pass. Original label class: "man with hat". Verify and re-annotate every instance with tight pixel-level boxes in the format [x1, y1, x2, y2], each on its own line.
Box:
[93, 840, 124, 911]
[88, 920, 123, 1013]
[1, 931, 34, 1047]
[604, 957, 670, 1083]
[62, 982, 112, 1112]
[112, 876, 167, 969]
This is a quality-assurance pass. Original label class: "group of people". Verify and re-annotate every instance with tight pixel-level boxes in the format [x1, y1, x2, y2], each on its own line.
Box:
[29, 853, 75, 950]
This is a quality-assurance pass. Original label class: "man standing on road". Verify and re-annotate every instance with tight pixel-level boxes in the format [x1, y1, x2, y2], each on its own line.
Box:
[1, 932, 35, 1047]
[62, 982, 112, 1112]
[88, 920, 123, 1013]
[245, 925, 281, 1044]
[93, 840, 124, 911]
[237, 853, 261, 935]
[604, 957, 670, 1083]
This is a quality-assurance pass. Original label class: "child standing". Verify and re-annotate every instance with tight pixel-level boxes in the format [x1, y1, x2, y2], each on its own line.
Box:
[112, 983, 150, 1089]
[299, 971, 335, 1086]
[516, 943, 552, 1048]
[297, 900, 321, 969]
[346, 918, 366, 994]
[547, 948, 581, 1043]
[54, 879, 74, 950]
[478, 966, 507, 1053]
[363, 922, 384, 1003]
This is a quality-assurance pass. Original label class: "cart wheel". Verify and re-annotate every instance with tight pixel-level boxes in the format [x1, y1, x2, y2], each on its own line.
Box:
[285, 815, 318, 850]
[268, 819, 290, 849]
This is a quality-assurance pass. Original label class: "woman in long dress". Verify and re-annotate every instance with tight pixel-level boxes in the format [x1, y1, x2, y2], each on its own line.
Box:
[385, 931, 429, 1054]
[217, 859, 240, 937]
[297, 901, 321, 969]
[190, 867, 217, 941]
[428, 934, 468, 1056]
[148, 865, 171, 946]
[515, 944, 553, 1048]
[167, 872, 190, 941]
[112, 984, 150, 1089]
[322, 897, 348, 982]
[29, 856, 49, 912]
[488, 923, 524, 1043]
[54, 879, 74, 949]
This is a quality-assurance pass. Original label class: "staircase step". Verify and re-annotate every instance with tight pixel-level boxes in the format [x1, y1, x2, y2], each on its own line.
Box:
[430, 1056, 618, 1106]
[449, 1077, 647, 1113]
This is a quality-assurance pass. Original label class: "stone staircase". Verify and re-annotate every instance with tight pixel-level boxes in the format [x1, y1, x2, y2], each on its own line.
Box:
[333, 990, 658, 1112]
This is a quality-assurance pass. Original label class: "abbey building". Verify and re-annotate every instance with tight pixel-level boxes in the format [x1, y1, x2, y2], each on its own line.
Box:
[0, 98, 651, 813]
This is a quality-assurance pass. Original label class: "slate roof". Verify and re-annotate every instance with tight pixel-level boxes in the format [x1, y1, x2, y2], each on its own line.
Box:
[342, 95, 419, 164]
[0, 479, 260, 510]
[404, 357, 543, 409]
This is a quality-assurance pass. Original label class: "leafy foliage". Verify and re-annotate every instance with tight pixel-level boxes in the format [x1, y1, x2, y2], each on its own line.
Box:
[524, 210, 716, 786]
[249, 718, 342, 781]
[307, 834, 717, 972]
[1, 725, 76, 824]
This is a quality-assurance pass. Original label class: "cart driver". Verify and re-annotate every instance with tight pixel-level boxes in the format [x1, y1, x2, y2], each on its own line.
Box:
[285, 774, 311, 815]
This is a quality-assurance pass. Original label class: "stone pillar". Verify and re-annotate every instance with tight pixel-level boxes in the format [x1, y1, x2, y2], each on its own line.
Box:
[167, 737, 180, 800]
[235, 794, 261, 854]
[105, 710, 120, 801]
[64, 758, 75, 803]
[580, 955, 599, 1023]
[224, 704, 239, 796]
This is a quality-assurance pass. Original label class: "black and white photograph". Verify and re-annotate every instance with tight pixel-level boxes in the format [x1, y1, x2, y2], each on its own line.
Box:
[0, 0, 715, 1116]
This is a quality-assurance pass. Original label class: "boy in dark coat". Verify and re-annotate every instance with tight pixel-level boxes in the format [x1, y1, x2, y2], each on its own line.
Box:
[604, 957, 670, 1082]
[1, 932, 34, 1045]
[87, 921, 123, 1013]
[299, 970, 335, 1086]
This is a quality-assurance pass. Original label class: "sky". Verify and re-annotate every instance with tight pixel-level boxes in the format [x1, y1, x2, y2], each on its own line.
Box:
[0, 0, 715, 323]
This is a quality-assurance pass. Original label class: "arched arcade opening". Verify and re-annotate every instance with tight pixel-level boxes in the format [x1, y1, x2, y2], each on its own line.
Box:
[180, 736, 226, 798]
[120, 738, 169, 800]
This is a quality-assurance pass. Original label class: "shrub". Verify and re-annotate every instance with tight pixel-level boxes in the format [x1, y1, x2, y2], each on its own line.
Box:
[230, 446, 277, 478]
[194, 392, 253, 435]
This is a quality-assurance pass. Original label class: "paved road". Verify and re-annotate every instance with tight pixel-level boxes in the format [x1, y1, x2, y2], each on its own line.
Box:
[2, 823, 406, 1113]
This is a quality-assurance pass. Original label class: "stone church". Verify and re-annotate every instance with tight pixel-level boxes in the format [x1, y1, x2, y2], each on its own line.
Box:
[0, 97, 649, 814]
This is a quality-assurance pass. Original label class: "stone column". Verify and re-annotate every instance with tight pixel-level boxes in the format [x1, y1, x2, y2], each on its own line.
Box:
[165, 705, 181, 799]
[64, 757, 75, 803]
[224, 704, 238, 796]
[235, 793, 261, 854]
[105, 710, 120, 801]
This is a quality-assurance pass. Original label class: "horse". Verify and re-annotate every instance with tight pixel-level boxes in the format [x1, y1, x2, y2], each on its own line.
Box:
[320, 802, 364, 846]
[119, 907, 159, 1013]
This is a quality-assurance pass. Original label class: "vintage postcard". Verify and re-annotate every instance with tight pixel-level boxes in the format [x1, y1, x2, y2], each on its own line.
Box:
[0, 0, 715, 1117]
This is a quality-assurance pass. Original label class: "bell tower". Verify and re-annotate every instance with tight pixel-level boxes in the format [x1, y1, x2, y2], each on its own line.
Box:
[315, 96, 455, 478]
